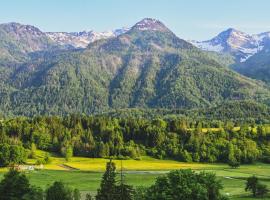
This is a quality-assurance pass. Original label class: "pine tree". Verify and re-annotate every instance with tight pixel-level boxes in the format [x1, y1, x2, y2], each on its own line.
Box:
[116, 160, 134, 200]
[96, 159, 117, 200]
[115, 184, 134, 200]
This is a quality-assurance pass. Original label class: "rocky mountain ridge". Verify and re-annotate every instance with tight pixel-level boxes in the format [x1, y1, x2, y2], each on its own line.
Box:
[191, 28, 270, 62]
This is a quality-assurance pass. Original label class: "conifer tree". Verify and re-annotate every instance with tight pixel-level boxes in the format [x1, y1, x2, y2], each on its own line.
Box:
[116, 160, 134, 200]
[96, 159, 117, 200]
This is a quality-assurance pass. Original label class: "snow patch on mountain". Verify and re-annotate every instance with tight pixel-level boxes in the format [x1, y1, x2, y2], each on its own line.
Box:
[46, 27, 130, 48]
[254, 32, 270, 42]
[191, 28, 270, 62]
[191, 40, 224, 52]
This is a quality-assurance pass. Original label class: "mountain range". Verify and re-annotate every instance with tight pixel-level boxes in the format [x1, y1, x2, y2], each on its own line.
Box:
[0, 18, 270, 117]
[191, 29, 270, 84]
[46, 27, 130, 48]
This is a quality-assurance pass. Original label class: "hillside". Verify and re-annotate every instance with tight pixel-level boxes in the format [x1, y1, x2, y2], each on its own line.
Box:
[0, 18, 270, 116]
[0, 22, 61, 64]
[233, 45, 270, 84]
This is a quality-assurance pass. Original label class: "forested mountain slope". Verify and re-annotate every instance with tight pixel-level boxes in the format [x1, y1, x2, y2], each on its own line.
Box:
[0, 18, 269, 116]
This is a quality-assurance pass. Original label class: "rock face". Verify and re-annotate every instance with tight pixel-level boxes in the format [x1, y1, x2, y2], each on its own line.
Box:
[191, 28, 270, 62]
[131, 18, 170, 32]
[0, 22, 51, 52]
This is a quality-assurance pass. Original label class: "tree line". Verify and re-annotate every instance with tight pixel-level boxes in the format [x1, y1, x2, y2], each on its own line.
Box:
[0, 115, 270, 166]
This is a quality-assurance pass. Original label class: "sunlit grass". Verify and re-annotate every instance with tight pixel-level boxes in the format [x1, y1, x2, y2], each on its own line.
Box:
[25, 151, 227, 171]
[66, 156, 226, 171]
[1, 150, 270, 199]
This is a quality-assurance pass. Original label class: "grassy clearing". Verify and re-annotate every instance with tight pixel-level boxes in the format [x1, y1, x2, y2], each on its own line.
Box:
[1, 167, 270, 199]
[64, 156, 226, 171]
[199, 126, 257, 133]
[0, 151, 270, 199]
[25, 150, 226, 171]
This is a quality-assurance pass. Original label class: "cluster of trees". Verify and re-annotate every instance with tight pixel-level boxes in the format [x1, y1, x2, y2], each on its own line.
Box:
[95, 160, 227, 200]
[0, 144, 27, 167]
[134, 170, 226, 200]
[0, 115, 270, 166]
[96, 161, 269, 199]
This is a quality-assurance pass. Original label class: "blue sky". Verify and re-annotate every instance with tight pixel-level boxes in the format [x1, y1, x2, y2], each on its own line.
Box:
[1, 0, 270, 40]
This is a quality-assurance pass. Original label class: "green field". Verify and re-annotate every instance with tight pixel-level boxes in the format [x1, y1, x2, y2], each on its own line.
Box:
[0, 152, 270, 199]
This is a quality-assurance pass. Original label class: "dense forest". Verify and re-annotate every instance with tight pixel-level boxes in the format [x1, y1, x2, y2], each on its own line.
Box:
[0, 115, 270, 166]
[103, 100, 270, 123]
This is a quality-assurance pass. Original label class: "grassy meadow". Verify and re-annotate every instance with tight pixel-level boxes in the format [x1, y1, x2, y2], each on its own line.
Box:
[0, 150, 270, 199]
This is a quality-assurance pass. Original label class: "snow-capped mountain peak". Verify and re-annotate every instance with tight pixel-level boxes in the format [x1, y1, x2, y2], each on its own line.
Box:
[46, 18, 170, 49]
[46, 27, 130, 48]
[191, 28, 270, 62]
[132, 18, 169, 32]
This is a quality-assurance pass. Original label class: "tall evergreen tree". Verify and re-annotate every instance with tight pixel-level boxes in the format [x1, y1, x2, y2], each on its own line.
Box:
[115, 184, 134, 200]
[116, 160, 134, 200]
[96, 159, 118, 200]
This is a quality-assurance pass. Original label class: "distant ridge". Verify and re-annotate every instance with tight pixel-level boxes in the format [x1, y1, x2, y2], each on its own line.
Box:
[191, 28, 270, 63]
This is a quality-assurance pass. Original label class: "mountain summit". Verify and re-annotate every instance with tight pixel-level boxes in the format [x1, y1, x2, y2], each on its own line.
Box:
[191, 28, 259, 62]
[47, 18, 171, 49]
[212, 28, 257, 51]
[192, 28, 270, 63]
[131, 18, 169, 32]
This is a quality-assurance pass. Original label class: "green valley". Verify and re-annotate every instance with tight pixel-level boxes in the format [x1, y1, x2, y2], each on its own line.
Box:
[1, 2, 270, 199]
